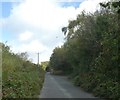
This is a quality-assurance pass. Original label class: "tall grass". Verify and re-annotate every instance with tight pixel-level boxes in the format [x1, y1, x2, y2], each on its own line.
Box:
[1, 43, 45, 98]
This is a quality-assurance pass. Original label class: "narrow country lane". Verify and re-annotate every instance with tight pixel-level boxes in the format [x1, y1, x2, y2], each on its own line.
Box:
[40, 72, 98, 98]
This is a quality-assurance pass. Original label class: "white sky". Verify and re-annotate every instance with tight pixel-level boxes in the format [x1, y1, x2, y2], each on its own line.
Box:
[1, 0, 109, 64]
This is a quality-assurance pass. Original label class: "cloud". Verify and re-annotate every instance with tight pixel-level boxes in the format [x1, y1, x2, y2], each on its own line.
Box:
[19, 31, 33, 41]
[8, 39, 51, 63]
[2, 0, 109, 63]
[77, 0, 110, 13]
[11, 40, 48, 53]
[3, 0, 79, 33]
[53, 0, 85, 2]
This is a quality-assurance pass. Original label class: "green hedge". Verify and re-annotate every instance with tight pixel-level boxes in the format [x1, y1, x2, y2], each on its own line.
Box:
[1, 43, 45, 98]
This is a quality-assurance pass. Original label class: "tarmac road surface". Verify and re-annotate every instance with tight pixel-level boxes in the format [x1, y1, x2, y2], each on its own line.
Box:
[40, 72, 97, 98]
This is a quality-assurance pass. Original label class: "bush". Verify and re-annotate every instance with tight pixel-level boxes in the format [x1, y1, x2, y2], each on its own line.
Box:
[2, 43, 45, 98]
[93, 80, 119, 99]
[73, 75, 82, 86]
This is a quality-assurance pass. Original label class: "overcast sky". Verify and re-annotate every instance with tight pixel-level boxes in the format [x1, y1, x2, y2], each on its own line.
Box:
[0, 0, 109, 64]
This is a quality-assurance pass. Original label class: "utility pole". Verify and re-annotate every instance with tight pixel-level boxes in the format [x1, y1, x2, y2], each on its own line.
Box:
[38, 52, 39, 67]
[37, 52, 40, 74]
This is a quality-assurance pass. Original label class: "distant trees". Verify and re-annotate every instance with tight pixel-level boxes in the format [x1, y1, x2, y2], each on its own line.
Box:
[49, 47, 72, 74]
[40, 61, 49, 71]
[48, 1, 119, 99]
[18, 52, 29, 61]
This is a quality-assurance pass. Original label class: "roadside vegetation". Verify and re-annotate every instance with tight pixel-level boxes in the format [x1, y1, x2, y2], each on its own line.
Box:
[40, 61, 49, 71]
[1, 42, 45, 98]
[48, 1, 119, 99]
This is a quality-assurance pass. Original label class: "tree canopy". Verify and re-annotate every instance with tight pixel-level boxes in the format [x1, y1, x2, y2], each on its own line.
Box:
[48, 1, 119, 99]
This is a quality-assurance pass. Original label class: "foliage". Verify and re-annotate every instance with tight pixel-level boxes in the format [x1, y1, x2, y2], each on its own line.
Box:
[100, 1, 120, 14]
[2, 43, 45, 98]
[48, 1, 119, 99]
[49, 46, 72, 74]
[40, 61, 49, 71]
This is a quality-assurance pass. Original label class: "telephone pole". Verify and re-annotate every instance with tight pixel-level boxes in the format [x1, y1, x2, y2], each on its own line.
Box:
[38, 52, 39, 67]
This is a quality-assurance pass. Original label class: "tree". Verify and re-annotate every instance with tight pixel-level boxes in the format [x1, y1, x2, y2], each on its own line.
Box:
[62, 27, 67, 35]
[18, 52, 28, 61]
[49, 1, 119, 98]
[48, 46, 72, 74]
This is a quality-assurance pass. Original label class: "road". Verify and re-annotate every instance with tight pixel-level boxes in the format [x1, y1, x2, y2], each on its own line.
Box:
[39, 72, 97, 98]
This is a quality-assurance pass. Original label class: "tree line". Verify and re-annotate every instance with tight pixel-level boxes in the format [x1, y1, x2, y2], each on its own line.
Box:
[48, 1, 119, 99]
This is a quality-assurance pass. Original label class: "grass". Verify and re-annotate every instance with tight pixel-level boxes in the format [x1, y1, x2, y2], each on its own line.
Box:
[1, 43, 45, 98]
